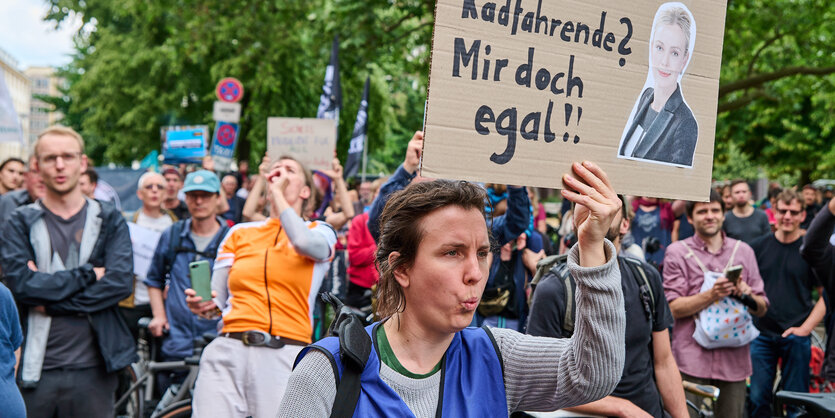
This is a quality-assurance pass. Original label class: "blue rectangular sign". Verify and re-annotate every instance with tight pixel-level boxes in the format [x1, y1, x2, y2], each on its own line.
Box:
[161, 125, 208, 163]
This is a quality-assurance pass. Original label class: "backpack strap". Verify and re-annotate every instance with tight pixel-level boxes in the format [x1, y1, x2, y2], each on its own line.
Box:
[531, 254, 568, 287]
[162, 220, 230, 279]
[321, 293, 371, 418]
[681, 240, 709, 274]
[162, 220, 186, 279]
[622, 257, 657, 321]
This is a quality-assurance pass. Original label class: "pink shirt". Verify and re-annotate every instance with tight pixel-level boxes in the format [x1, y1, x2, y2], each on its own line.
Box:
[663, 233, 769, 382]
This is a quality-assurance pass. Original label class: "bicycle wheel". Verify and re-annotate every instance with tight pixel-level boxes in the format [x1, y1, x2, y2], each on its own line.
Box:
[154, 399, 192, 418]
[115, 364, 145, 418]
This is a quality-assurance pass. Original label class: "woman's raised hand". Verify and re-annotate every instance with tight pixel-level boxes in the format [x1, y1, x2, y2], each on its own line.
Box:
[560, 161, 621, 267]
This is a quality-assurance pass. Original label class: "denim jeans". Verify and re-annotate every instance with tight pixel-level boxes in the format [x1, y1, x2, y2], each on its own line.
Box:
[749, 333, 811, 418]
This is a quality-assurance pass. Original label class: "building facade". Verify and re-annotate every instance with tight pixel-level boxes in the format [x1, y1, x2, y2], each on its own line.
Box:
[0, 48, 31, 160]
[25, 66, 65, 151]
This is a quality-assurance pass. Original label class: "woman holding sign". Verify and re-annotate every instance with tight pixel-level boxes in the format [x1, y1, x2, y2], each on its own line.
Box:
[185, 156, 337, 417]
[279, 161, 626, 416]
[618, 3, 698, 168]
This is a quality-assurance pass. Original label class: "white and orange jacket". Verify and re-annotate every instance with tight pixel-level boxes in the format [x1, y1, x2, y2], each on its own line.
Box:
[212, 209, 336, 343]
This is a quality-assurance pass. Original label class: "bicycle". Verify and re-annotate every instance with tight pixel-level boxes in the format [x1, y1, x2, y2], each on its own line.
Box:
[682, 380, 720, 418]
[774, 390, 835, 417]
[114, 317, 211, 418]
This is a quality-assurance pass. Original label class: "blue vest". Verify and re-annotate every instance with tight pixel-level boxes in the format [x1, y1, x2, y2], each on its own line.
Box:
[295, 323, 508, 417]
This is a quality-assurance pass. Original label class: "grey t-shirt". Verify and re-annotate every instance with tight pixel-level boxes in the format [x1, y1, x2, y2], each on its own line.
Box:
[723, 208, 771, 245]
[189, 231, 214, 259]
[41, 202, 102, 370]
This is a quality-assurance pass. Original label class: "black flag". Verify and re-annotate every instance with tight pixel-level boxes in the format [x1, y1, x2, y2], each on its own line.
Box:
[317, 36, 342, 129]
[344, 77, 369, 179]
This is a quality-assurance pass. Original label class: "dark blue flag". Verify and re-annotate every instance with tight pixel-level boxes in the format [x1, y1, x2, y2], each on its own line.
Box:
[317, 36, 342, 129]
[344, 77, 369, 180]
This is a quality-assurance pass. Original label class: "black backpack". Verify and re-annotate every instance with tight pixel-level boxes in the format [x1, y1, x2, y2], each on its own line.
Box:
[530, 254, 656, 335]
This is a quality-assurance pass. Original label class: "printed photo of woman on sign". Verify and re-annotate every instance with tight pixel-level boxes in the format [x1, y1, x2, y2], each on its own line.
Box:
[617, 2, 698, 168]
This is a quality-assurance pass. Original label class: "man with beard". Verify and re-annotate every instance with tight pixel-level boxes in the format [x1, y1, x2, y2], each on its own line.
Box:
[663, 190, 768, 417]
[527, 196, 688, 418]
[722, 179, 771, 244]
[0, 126, 134, 417]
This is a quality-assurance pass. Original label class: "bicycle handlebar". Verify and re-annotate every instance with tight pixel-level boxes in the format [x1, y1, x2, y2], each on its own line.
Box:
[682, 380, 720, 400]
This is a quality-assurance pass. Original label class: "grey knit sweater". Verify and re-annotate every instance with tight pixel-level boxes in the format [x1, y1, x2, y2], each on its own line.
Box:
[278, 240, 626, 417]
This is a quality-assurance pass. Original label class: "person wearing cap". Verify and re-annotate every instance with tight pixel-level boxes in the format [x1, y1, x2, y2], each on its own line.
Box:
[162, 167, 190, 220]
[144, 170, 229, 393]
[184, 157, 337, 417]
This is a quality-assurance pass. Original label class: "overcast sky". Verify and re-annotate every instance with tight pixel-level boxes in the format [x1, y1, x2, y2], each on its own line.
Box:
[0, 0, 81, 69]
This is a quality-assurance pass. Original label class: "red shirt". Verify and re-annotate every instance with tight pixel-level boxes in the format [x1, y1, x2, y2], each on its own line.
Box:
[663, 233, 769, 381]
[347, 212, 379, 288]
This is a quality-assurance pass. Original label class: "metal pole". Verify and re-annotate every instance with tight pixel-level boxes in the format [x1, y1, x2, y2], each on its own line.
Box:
[360, 134, 368, 183]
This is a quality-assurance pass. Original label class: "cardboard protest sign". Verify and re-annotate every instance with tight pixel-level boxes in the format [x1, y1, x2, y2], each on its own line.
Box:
[161, 125, 209, 163]
[266, 118, 336, 172]
[423, 0, 727, 201]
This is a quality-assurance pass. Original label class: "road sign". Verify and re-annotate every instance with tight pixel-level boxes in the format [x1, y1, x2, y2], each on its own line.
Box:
[211, 122, 239, 171]
[213, 101, 241, 122]
[215, 77, 244, 103]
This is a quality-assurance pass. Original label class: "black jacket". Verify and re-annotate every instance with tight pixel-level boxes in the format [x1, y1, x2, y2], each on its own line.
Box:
[801, 207, 835, 299]
[620, 85, 698, 167]
[0, 198, 136, 385]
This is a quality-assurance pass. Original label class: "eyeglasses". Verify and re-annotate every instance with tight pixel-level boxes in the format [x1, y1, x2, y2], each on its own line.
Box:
[144, 184, 165, 191]
[39, 152, 81, 167]
[775, 208, 803, 216]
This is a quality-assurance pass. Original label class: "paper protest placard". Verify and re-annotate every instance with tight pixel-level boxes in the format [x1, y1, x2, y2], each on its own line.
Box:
[127, 222, 162, 278]
[423, 0, 727, 201]
[266, 118, 336, 172]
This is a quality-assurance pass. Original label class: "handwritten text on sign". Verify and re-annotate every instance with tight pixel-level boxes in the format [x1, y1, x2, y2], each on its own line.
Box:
[266, 118, 336, 172]
[422, 0, 727, 201]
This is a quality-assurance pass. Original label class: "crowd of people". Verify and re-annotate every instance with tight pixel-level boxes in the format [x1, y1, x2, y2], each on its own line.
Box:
[0, 125, 834, 418]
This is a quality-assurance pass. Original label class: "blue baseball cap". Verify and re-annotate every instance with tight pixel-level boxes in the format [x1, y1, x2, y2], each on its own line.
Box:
[182, 170, 220, 194]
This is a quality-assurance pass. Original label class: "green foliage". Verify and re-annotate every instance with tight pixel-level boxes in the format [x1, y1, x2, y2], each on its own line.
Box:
[715, 0, 835, 183]
[46, 0, 433, 172]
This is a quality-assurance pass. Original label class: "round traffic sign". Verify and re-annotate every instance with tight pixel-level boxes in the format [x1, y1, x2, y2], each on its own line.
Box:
[216, 78, 244, 103]
[217, 124, 236, 146]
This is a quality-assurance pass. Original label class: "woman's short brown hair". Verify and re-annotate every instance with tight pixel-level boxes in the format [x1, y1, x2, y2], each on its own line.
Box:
[375, 179, 488, 318]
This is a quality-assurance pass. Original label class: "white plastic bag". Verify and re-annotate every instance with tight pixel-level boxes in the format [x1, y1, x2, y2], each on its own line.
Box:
[692, 272, 759, 349]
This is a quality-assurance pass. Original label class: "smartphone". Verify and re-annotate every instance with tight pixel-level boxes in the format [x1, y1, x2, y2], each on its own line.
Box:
[189, 260, 212, 301]
[724, 265, 743, 286]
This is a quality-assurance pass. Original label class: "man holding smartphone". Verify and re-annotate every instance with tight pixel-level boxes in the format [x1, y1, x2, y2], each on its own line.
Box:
[748, 189, 825, 418]
[145, 170, 229, 392]
[662, 190, 768, 418]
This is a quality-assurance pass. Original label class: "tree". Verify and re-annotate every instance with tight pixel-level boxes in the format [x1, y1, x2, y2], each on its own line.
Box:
[44, 0, 433, 172]
[715, 0, 835, 183]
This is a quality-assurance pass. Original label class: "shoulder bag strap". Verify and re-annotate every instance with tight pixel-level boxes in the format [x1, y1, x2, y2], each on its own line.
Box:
[681, 240, 709, 273]
[724, 240, 742, 270]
